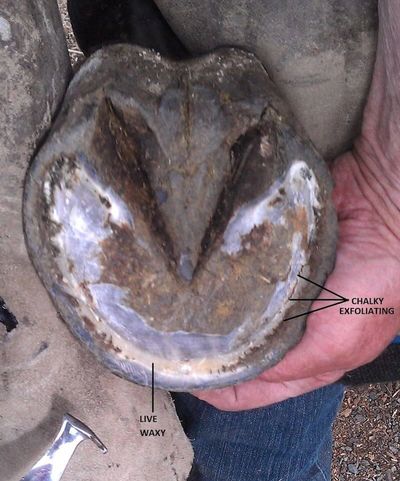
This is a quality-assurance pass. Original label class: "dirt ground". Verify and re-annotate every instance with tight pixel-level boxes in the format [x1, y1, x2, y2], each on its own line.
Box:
[56, 2, 399, 480]
[333, 383, 399, 481]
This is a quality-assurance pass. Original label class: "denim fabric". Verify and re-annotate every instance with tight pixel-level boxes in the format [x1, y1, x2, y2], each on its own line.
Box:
[173, 384, 345, 481]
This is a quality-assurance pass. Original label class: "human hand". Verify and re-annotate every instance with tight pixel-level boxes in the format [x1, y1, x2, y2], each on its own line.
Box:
[193, 0, 400, 411]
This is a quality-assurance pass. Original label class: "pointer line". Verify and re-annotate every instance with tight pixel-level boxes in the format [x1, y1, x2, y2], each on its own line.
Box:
[151, 362, 155, 413]
[297, 274, 348, 301]
[282, 299, 347, 322]
[289, 298, 346, 302]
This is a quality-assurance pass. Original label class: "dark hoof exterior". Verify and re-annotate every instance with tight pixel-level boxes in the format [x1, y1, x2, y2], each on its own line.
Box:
[24, 46, 337, 390]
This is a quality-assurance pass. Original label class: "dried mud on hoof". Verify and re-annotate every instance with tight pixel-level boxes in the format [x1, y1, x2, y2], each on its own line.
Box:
[23, 46, 337, 390]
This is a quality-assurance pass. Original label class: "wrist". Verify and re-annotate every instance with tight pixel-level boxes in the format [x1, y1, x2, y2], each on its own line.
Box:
[350, 0, 400, 222]
[333, 145, 400, 248]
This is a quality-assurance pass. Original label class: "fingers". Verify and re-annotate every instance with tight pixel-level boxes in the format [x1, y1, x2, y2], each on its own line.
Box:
[193, 370, 344, 411]
[258, 313, 337, 383]
[260, 301, 398, 384]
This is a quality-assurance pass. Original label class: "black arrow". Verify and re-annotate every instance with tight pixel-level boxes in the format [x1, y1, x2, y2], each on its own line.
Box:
[283, 274, 349, 322]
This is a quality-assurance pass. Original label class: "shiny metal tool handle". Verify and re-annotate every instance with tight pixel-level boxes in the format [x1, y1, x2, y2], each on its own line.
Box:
[21, 413, 107, 481]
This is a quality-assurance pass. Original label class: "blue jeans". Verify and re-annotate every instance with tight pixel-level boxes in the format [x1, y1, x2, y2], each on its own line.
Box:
[173, 384, 345, 481]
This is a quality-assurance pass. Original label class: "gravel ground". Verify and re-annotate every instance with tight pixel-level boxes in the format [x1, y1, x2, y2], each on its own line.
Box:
[333, 383, 400, 481]
[56, 2, 399, 480]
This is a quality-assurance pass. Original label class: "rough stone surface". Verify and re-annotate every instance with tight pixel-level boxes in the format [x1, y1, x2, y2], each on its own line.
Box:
[0, 2, 192, 480]
[154, 0, 378, 160]
[24, 45, 337, 390]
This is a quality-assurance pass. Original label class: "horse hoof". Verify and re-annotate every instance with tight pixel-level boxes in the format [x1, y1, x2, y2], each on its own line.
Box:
[24, 46, 336, 390]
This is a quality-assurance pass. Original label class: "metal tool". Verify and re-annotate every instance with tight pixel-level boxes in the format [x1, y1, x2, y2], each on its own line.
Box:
[21, 414, 107, 481]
